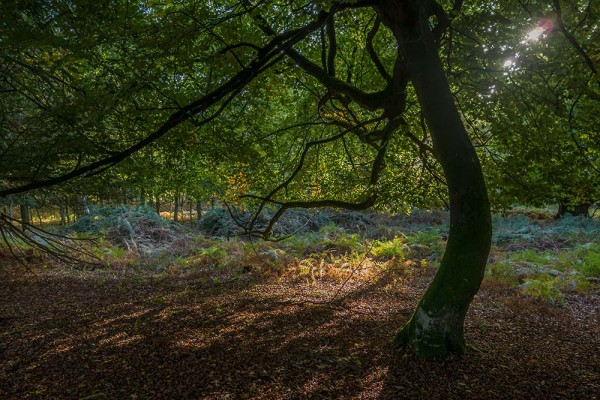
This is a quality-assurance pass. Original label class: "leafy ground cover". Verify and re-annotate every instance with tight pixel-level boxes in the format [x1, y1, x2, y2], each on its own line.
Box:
[0, 207, 599, 399]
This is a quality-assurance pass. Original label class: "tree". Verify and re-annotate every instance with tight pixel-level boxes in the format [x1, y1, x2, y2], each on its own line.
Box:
[0, 0, 501, 358]
[376, 1, 491, 356]
[445, 0, 600, 216]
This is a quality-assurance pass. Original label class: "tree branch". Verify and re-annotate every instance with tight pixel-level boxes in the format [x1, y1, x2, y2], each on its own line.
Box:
[326, 15, 337, 77]
[0, 14, 330, 198]
[366, 17, 392, 82]
[247, 117, 400, 239]
[552, 0, 600, 88]
[242, 1, 388, 111]
[244, 117, 381, 234]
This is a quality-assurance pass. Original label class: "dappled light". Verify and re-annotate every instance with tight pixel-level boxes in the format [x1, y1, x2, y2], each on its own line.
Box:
[1, 257, 598, 398]
[1, 0, 599, 398]
[1, 210, 599, 398]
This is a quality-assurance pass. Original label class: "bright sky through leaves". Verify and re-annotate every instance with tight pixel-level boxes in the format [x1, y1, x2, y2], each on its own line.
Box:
[526, 26, 545, 41]
[504, 19, 555, 68]
[523, 19, 554, 43]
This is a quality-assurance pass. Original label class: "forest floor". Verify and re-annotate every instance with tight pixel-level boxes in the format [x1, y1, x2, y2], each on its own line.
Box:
[0, 208, 599, 399]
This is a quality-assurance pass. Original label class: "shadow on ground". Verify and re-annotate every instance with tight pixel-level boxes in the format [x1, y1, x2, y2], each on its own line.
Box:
[0, 270, 598, 399]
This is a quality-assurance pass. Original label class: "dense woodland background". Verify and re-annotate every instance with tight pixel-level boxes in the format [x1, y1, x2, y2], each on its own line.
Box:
[0, 0, 599, 398]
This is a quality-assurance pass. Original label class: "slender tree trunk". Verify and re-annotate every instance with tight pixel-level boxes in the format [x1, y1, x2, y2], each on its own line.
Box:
[60, 203, 66, 226]
[82, 194, 90, 215]
[155, 194, 161, 215]
[36, 208, 43, 228]
[174, 192, 179, 222]
[8, 198, 13, 219]
[146, 192, 152, 210]
[181, 193, 185, 221]
[140, 188, 147, 207]
[20, 204, 30, 232]
[196, 201, 202, 221]
[378, 0, 492, 358]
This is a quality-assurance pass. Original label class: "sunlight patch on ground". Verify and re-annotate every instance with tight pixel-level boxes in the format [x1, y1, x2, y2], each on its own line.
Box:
[98, 332, 143, 347]
[53, 343, 75, 353]
[172, 329, 217, 350]
[88, 308, 152, 329]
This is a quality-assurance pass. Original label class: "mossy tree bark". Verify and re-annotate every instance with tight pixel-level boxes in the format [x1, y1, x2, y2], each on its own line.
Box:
[378, 0, 492, 358]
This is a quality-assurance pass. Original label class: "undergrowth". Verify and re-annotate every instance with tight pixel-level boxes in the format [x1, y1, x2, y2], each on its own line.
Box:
[488, 214, 600, 304]
[13, 206, 599, 304]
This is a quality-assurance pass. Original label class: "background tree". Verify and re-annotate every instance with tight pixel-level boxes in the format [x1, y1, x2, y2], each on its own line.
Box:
[447, 0, 600, 216]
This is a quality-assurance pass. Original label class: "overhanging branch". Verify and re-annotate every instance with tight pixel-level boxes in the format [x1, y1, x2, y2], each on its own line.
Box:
[0, 14, 330, 198]
[366, 17, 392, 82]
[246, 117, 400, 239]
[242, 1, 388, 111]
[243, 117, 382, 234]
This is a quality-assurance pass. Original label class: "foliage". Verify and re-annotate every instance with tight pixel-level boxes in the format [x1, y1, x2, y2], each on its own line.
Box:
[69, 205, 196, 271]
[45, 208, 600, 303]
[487, 214, 600, 303]
[371, 237, 406, 260]
[197, 208, 241, 238]
[520, 276, 567, 306]
[450, 1, 600, 210]
[72, 205, 170, 236]
[492, 214, 600, 246]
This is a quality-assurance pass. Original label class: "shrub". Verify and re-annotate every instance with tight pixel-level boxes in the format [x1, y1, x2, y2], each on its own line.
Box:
[488, 261, 519, 283]
[329, 210, 374, 231]
[199, 246, 226, 259]
[72, 205, 170, 236]
[197, 208, 239, 237]
[520, 276, 566, 306]
[404, 229, 444, 260]
[579, 244, 600, 277]
[371, 237, 405, 260]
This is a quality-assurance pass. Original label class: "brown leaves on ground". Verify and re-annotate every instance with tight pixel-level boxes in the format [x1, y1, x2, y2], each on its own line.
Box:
[0, 268, 598, 399]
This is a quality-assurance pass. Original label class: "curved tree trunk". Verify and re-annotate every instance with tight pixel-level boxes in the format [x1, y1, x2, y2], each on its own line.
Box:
[378, 0, 492, 358]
